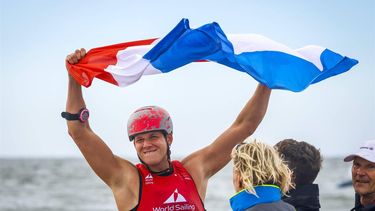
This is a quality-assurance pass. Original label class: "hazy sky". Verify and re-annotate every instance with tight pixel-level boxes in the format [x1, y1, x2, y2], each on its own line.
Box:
[1, 0, 374, 158]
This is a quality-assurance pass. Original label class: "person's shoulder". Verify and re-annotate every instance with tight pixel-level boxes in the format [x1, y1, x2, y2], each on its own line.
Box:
[283, 201, 297, 211]
[171, 160, 182, 165]
[363, 204, 375, 211]
[275, 200, 296, 211]
[171, 160, 185, 170]
[115, 155, 137, 167]
[246, 201, 296, 211]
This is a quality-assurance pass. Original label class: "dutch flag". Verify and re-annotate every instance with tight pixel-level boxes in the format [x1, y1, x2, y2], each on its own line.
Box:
[67, 18, 358, 92]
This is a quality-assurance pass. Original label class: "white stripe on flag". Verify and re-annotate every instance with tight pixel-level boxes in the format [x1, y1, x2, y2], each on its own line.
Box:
[104, 44, 161, 86]
[228, 34, 325, 71]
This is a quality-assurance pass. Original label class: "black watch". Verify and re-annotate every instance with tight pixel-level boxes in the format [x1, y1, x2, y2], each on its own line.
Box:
[61, 108, 90, 122]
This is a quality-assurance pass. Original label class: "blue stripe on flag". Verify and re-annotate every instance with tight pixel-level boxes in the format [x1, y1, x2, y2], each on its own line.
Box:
[223, 51, 321, 91]
[144, 19, 234, 73]
[143, 18, 358, 92]
[311, 49, 358, 84]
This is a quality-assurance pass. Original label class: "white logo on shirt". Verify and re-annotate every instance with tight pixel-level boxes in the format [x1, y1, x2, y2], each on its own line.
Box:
[152, 188, 196, 211]
[145, 173, 153, 185]
[164, 189, 187, 204]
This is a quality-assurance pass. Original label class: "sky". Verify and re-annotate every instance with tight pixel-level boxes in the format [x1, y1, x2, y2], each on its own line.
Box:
[1, 0, 374, 159]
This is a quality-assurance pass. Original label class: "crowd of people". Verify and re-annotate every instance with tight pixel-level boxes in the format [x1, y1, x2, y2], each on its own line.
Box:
[62, 49, 373, 211]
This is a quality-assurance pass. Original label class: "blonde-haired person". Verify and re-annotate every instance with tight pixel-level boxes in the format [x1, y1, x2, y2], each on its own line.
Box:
[230, 139, 295, 211]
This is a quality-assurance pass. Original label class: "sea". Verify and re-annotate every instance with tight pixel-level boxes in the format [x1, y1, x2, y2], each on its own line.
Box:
[0, 157, 354, 211]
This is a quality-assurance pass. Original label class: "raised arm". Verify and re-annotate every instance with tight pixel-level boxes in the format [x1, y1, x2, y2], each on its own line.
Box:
[64, 49, 139, 203]
[182, 84, 271, 198]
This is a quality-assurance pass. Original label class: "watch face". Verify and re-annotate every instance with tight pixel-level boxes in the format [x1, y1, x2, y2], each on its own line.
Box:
[79, 109, 90, 122]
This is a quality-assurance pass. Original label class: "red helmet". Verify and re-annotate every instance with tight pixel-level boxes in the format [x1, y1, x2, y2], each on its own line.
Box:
[127, 106, 173, 141]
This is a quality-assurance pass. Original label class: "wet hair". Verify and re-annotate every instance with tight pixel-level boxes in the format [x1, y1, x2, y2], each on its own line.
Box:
[274, 139, 322, 185]
[231, 138, 293, 195]
[161, 131, 172, 161]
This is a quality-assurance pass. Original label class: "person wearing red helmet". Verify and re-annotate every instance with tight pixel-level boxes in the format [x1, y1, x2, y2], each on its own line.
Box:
[127, 106, 173, 169]
[63, 48, 272, 211]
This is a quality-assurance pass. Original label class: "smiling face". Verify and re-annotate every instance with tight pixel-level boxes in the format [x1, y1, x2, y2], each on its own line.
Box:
[133, 131, 172, 172]
[352, 157, 375, 199]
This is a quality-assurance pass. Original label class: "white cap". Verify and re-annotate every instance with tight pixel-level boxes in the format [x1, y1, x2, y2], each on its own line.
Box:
[344, 140, 375, 163]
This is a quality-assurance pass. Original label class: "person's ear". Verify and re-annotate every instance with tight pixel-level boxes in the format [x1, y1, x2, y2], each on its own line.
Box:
[233, 170, 243, 192]
[166, 133, 173, 145]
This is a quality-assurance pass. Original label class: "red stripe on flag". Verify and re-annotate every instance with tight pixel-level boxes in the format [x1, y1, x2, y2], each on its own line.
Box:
[67, 38, 158, 87]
